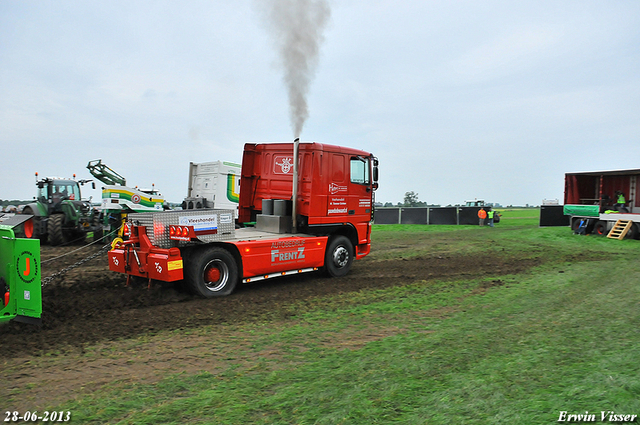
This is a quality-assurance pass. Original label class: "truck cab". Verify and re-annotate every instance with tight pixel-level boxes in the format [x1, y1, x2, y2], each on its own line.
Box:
[239, 142, 378, 256]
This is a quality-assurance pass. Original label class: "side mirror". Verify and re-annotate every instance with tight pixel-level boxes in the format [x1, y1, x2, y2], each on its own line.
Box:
[92, 182, 96, 189]
[373, 165, 379, 183]
[37, 182, 44, 189]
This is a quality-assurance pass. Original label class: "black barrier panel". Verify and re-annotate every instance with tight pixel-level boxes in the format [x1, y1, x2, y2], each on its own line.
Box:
[400, 208, 428, 224]
[458, 207, 490, 225]
[540, 205, 570, 227]
[374, 208, 400, 224]
[429, 207, 457, 225]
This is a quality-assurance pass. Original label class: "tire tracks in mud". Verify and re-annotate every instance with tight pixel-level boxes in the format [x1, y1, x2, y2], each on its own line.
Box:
[0, 249, 540, 357]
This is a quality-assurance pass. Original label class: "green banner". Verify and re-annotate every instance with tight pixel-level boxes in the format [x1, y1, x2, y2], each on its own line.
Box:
[563, 204, 600, 217]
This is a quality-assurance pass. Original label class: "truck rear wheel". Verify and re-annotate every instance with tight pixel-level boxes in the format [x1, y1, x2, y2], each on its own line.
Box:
[48, 214, 67, 246]
[594, 221, 607, 236]
[324, 235, 354, 277]
[626, 223, 640, 240]
[184, 247, 238, 297]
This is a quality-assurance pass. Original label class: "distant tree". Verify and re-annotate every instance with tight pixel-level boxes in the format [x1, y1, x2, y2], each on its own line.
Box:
[403, 191, 426, 207]
[383, 202, 394, 207]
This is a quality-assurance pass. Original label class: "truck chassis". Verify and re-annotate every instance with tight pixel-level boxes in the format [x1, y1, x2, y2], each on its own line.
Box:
[108, 210, 361, 297]
[570, 212, 640, 238]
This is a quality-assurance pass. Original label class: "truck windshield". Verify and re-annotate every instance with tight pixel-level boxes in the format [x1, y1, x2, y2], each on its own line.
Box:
[350, 157, 370, 184]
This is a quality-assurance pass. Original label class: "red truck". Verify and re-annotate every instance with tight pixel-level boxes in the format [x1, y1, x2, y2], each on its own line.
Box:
[108, 141, 379, 296]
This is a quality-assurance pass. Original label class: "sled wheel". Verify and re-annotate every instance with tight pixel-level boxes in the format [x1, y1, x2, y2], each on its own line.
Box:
[324, 235, 354, 278]
[185, 247, 238, 297]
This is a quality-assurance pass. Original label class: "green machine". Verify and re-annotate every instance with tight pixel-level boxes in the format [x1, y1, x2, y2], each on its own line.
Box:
[22, 174, 102, 246]
[0, 213, 42, 325]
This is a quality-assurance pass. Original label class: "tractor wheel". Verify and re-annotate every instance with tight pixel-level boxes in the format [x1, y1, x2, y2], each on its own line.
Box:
[48, 214, 67, 246]
[21, 207, 44, 241]
[92, 214, 104, 242]
[593, 221, 607, 236]
[184, 247, 238, 297]
[324, 235, 354, 277]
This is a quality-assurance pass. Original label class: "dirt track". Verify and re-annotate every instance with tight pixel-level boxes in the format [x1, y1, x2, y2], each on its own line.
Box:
[0, 244, 539, 357]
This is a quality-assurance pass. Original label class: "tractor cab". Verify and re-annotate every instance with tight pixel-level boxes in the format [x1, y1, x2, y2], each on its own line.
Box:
[465, 199, 485, 207]
[38, 179, 83, 210]
[22, 175, 101, 246]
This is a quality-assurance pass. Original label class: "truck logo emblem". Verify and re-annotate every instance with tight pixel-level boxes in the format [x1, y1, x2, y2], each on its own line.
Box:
[274, 156, 294, 174]
[131, 194, 141, 204]
[329, 183, 347, 194]
[113, 257, 119, 266]
[155, 262, 162, 273]
[271, 247, 305, 262]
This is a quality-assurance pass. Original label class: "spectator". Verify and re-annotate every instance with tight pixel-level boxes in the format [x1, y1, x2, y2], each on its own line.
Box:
[478, 208, 487, 226]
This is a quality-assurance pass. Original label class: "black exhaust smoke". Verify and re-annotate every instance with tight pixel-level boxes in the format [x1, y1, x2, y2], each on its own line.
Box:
[258, 0, 331, 139]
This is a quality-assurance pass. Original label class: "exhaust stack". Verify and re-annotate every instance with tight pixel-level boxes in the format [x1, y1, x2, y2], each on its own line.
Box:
[292, 138, 300, 233]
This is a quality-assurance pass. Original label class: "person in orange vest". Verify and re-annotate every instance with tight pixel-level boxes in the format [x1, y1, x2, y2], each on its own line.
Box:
[478, 208, 487, 226]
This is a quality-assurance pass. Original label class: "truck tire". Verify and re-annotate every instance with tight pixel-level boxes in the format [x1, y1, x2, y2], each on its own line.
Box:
[626, 223, 640, 240]
[324, 235, 354, 277]
[571, 218, 595, 234]
[570, 218, 582, 232]
[593, 221, 607, 236]
[184, 247, 238, 297]
[48, 214, 67, 246]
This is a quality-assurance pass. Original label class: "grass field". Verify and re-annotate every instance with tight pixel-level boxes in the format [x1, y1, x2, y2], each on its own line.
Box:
[12, 210, 640, 424]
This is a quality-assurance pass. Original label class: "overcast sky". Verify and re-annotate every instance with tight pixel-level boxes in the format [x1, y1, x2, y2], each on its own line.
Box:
[2, 0, 640, 207]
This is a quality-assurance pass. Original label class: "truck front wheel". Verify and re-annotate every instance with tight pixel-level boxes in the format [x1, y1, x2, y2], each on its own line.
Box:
[324, 235, 354, 277]
[185, 247, 238, 297]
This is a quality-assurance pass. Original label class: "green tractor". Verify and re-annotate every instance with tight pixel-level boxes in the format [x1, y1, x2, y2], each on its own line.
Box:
[21, 174, 102, 246]
[0, 213, 42, 325]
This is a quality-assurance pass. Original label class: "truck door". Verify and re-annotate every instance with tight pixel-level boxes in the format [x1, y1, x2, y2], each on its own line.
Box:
[327, 154, 349, 217]
[348, 156, 372, 219]
[326, 155, 372, 219]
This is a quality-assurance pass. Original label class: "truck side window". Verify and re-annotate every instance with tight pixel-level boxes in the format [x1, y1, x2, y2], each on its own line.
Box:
[350, 158, 369, 184]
